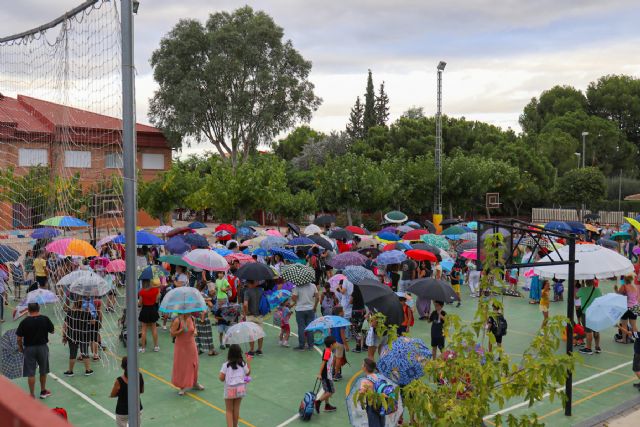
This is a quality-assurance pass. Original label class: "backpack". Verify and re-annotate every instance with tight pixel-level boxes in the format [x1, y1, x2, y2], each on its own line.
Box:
[367, 375, 399, 416]
[258, 292, 271, 316]
[495, 315, 508, 336]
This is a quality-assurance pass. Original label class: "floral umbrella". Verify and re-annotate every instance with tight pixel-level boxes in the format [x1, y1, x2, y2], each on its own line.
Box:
[420, 234, 450, 250]
[326, 252, 367, 269]
[378, 337, 431, 386]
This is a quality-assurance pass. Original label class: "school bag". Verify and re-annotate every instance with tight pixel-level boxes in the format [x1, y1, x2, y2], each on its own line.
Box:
[298, 379, 320, 421]
[258, 292, 271, 316]
[495, 315, 508, 336]
[366, 375, 399, 416]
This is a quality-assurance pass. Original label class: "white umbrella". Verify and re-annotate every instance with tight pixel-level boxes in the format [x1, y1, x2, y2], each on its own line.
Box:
[585, 293, 627, 332]
[183, 249, 229, 271]
[153, 225, 174, 234]
[223, 321, 266, 345]
[303, 224, 322, 235]
[533, 244, 633, 280]
[159, 287, 207, 314]
[67, 272, 112, 297]
[58, 270, 99, 287]
[25, 289, 58, 305]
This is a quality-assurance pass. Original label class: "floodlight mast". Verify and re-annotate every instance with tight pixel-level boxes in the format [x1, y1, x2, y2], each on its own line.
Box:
[434, 61, 446, 218]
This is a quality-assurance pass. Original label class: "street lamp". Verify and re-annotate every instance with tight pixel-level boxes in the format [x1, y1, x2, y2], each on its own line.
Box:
[581, 132, 589, 168]
[434, 61, 446, 222]
[574, 152, 581, 168]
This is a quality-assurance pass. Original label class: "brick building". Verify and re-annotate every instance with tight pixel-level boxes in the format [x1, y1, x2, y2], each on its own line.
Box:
[0, 94, 172, 230]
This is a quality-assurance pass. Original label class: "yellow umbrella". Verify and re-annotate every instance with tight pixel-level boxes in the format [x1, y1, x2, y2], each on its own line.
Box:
[584, 224, 600, 233]
[624, 217, 640, 233]
[45, 238, 99, 258]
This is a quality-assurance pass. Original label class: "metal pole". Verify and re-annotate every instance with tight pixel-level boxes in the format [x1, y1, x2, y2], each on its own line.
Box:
[564, 236, 576, 416]
[619, 169, 623, 211]
[435, 68, 443, 215]
[121, 1, 140, 426]
[581, 134, 586, 168]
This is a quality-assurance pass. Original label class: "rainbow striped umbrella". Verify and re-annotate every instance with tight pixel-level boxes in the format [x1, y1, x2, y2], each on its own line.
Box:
[46, 238, 98, 257]
[39, 216, 89, 227]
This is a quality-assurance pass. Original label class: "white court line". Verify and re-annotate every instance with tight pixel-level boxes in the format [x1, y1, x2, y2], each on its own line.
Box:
[264, 321, 325, 426]
[50, 372, 116, 420]
[484, 360, 632, 420]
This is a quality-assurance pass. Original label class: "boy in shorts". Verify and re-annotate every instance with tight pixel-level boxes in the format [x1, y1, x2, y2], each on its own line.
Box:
[331, 306, 350, 380]
[429, 301, 446, 359]
[315, 336, 337, 413]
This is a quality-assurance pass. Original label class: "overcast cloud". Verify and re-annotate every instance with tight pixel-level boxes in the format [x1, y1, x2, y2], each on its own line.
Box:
[2, 0, 640, 156]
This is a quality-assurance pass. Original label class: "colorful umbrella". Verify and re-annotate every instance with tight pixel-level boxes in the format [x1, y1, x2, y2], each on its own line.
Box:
[0, 244, 20, 263]
[380, 226, 398, 234]
[459, 232, 477, 241]
[441, 225, 466, 236]
[610, 231, 632, 241]
[328, 274, 351, 292]
[378, 337, 431, 386]
[113, 231, 165, 246]
[235, 263, 275, 281]
[224, 253, 256, 265]
[188, 221, 207, 229]
[213, 247, 233, 257]
[39, 216, 89, 227]
[153, 225, 174, 234]
[624, 217, 640, 232]
[305, 315, 351, 331]
[420, 234, 450, 250]
[345, 225, 368, 235]
[376, 250, 407, 266]
[89, 257, 110, 270]
[25, 289, 59, 305]
[260, 236, 288, 251]
[402, 229, 429, 241]
[46, 238, 99, 257]
[30, 227, 60, 239]
[138, 265, 170, 281]
[384, 210, 408, 224]
[105, 259, 126, 272]
[216, 223, 237, 235]
[280, 264, 316, 286]
[157, 255, 190, 268]
[270, 247, 299, 261]
[466, 221, 478, 230]
[236, 227, 256, 238]
[327, 252, 367, 269]
[265, 229, 284, 237]
[266, 289, 292, 309]
[377, 232, 401, 242]
[461, 249, 478, 260]
[159, 287, 207, 314]
[585, 294, 627, 332]
[96, 234, 118, 248]
[303, 224, 322, 235]
[287, 237, 315, 246]
[218, 303, 242, 323]
[406, 279, 459, 302]
[405, 249, 437, 262]
[343, 266, 377, 285]
[544, 221, 572, 233]
[183, 249, 229, 272]
[223, 321, 266, 345]
[356, 236, 378, 249]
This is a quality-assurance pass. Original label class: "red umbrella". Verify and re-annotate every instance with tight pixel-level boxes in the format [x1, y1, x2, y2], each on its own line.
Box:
[405, 249, 437, 262]
[216, 223, 237, 234]
[345, 225, 368, 235]
[224, 253, 255, 265]
[403, 229, 429, 241]
[382, 243, 397, 252]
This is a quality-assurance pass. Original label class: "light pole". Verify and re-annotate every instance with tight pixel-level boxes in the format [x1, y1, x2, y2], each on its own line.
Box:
[574, 152, 581, 168]
[581, 131, 589, 168]
[434, 60, 446, 226]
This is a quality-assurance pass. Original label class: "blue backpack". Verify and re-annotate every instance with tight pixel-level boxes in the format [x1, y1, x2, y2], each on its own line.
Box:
[367, 375, 399, 416]
[299, 380, 320, 421]
[258, 292, 271, 316]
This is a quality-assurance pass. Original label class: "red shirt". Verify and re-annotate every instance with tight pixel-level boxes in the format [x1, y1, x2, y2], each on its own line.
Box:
[138, 287, 159, 306]
[337, 241, 351, 253]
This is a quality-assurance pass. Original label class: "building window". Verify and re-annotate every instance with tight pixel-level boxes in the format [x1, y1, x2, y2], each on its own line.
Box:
[105, 152, 123, 169]
[142, 153, 164, 170]
[18, 148, 48, 167]
[64, 150, 91, 168]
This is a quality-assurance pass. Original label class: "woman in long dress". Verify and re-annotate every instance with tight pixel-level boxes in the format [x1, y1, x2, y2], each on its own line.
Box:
[170, 313, 205, 395]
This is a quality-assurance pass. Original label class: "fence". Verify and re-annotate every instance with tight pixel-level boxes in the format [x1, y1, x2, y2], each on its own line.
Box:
[531, 208, 631, 225]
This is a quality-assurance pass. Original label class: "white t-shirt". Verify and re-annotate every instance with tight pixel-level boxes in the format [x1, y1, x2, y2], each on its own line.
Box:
[340, 280, 354, 318]
[175, 273, 188, 287]
[293, 283, 317, 311]
[220, 361, 249, 386]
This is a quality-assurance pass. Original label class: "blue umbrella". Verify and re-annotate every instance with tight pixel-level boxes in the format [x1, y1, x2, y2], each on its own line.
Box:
[287, 237, 315, 246]
[544, 221, 572, 233]
[585, 293, 627, 332]
[305, 315, 352, 331]
[621, 223, 632, 232]
[377, 231, 401, 242]
[183, 233, 209, 248]
[252, 248, 268, 257]
[270, 247, 299, 261]
[139, 265, 170, 280]
[378, 337, 431, 386]
[343, 265, 377, 285]
[159, 287, 207, 314]
[30, 227, 60, 239]
[376, 250, 407, 266]
[266, 289, 292, 309]
[236, 227, 255, 238]
[0, 244, 20, 263]
[466, 221, 478, 230]
[459, 232, 477, 241]
[165, 235, 190, 254]
[565, 221, 586, 234]
[260, 236, 288, 251]
[213, 247, 233, 256]
[405, 221, 421, 229]
[441, 259, 454, 272]
[113, 230, 165, 246]
[188, 221, 207, 229]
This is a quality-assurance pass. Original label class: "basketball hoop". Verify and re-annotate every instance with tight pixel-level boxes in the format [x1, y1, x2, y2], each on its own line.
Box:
[486, 192, 501, 209]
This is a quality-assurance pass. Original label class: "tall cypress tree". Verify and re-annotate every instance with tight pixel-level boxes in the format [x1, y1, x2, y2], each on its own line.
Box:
[346, 96, 364, 140]
[375, 81, 390, 126]
[362, 69, 377, 134]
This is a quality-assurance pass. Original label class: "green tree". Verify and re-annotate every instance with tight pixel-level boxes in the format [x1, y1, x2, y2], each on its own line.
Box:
[375, 81, 390, 126]
[149, 6, 321, 168]
[138, 161, 198, 223]
[587, 74, 640, 145]
[274, 190, 317, 223]
[554, 166, 607, 209]
[291, 131, 352, 170]
[363, 69, 377, 134]
[519, 85, 587, 135]
[273, 126, 324, 161]
[346, 96, 365, 140]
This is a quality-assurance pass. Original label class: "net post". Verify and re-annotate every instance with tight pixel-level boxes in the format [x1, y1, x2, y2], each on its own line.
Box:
[121, 1, 140, 426]
[564, 234, 576, 417]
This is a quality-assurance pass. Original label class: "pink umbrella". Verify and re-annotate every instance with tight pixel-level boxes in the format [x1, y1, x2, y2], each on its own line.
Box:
[266, 229, 283, 237]
[90, 257, 110, 270]
[224, 253, 256, 265]
[105, 259, 126, 273]
[328, 274, 350, 292]
[184, 249, 229, 271]
[461, 250, 478, 260]
[96, 235, 118, 248]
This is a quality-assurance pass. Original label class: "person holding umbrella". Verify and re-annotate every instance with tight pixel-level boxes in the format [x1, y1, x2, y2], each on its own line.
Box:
[578, 279, 603, 355]
[428, 301, 446, 359]
[62, 299, 93, 376]
[138, 279, 160, 353]
[170, 311, 204, 395]
[242, 280, 265, 356]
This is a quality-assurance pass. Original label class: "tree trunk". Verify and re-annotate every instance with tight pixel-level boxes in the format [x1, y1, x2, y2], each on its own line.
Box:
[449, 202, 453, 219]
[346, 208, 353, 226]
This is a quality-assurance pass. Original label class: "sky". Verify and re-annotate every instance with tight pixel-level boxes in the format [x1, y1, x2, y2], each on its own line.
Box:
[2, 0, 640, 157]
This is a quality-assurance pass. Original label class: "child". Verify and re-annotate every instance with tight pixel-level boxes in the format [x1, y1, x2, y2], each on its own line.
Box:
[358, 358, 386, 427]
[331, 306, 350, 380]
[110, 356, 144, 427]
[486, 304, 506, 352]
[540, 280, 551, 329]
[428, 301, 446, 359]
[320, 284, 339, 316]
[214, 271, 231, 307]
[274, 300, 292, 347]
[450, 268, 462, 307]
[215, 300, 241, 350]
[553, 278, 565, 302]
[366, 313, 380, 360]
[219, 344, 251, 427]
[315, 335, 337, 413]
[397, 292, 414, 335]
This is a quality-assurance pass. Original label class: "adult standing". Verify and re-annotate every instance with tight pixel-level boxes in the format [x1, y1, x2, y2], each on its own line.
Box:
[62, 299, 93, 376]
[16, 303, 55, 399]
[242, 280, 265, 356]
[615, 274, 639, 333]
[33, 251, 48, 289]
[23, 249, 35, 282]
[138, 279, 160, 353]
[170, 313, 204, 395]
[292, 281, 319, 351]
[398, 259, 417, 293]
[578, 279, 603, 355]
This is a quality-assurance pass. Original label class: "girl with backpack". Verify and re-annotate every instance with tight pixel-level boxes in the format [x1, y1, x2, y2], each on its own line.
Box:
[359, 358, 394, 427]
[219, 344, 251, 427]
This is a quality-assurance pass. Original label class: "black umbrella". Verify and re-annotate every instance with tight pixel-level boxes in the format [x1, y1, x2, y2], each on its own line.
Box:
[584, 213, 600, 220]
[287, 223, 301, 237]
[308, 234, 333, 251]
[358, 247, 380, 258]
[597, 238, 618, 250]
[356, 279, 403, 325]
[440, 218, 462, 227]
[329, 228, 353, 241]
[456, 241, 477, 253]
[423, 220, 436, 234]
[314, 215, 336, 226]
[235, 263, 275, 281]
[406, 278, 459, 302]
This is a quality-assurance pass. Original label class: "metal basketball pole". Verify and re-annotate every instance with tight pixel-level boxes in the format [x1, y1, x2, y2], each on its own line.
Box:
[121, 1, 140, 425]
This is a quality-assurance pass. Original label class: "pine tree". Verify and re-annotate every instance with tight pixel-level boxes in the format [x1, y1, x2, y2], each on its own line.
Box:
[375, 81, 390, 126]
[346, 96, 364, 140]
[362, 69, 377, 134]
